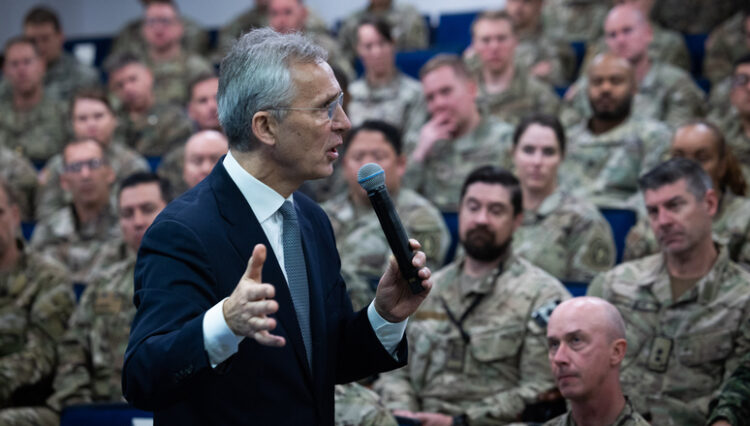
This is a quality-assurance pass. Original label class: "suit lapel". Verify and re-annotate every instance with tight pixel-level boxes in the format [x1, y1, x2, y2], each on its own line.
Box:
[210, 164, 312, 384]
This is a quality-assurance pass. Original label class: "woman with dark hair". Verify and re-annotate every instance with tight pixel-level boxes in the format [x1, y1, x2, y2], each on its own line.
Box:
[624, 120, 750, 267]
[512, 113, 615, 282]
[346, 17, 426, 136]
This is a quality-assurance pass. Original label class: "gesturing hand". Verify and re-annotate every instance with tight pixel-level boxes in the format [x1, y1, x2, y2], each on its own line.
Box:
[223, 244, 286, 347]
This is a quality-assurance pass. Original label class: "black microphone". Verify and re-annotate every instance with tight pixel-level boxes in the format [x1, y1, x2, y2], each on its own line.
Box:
[357, 163, 424, 294]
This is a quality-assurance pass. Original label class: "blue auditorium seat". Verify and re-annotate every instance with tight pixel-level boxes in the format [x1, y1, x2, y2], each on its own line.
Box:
[21, 221, 35, 241]
[562, 281, 589, 297]
[441, 211, 458, 265]
[60, 403, 153, 426]
[683, 33, 709, 78]
[396, 49, 454, 79]
[569, 40, 587, 77]
[146, 156, 162, 172]
[434, 11, 480, 52]
[599, 208, 637, 264]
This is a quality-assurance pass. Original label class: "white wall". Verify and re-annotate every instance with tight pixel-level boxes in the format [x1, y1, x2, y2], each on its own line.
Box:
[0, 0, 502, 49]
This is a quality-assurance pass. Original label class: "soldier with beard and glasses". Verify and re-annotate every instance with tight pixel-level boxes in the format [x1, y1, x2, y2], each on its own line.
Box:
[559, 53, 671, 209]
[375, 166, 570, 425]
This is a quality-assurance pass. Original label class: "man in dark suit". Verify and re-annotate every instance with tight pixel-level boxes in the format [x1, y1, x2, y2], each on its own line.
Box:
[122, 28, 432, 425]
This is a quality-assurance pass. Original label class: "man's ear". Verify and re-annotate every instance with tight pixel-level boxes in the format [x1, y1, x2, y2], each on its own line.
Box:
[252, 111, 278, 147]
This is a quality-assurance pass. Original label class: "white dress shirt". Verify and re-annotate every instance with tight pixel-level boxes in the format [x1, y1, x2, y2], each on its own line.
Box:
[202, 151, 407, 367]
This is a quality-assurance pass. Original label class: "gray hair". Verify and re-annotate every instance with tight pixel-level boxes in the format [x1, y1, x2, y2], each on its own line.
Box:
[217, 28, 328, 151]
[638, 157, 713, 199]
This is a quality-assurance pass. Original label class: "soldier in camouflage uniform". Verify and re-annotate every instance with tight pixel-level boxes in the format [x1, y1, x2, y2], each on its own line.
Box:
[0, 37, 69, 165]
[559, 54, 672, 209]
[624, 121, 750, 268]
[158, 130, 227, 197]
[705, 10, 750, 85]
[375, 166, 570, 425]
[346, 18, 427, 136]
[471, 11, 560, 126]
[337, 0, 429, 63]
[542, 0, 608, 43]
[651, 0, 741, 35]
[0, 178, 74, 425]
[268, 0, 355, 80]
[106, 53, 193, 157]
[334, 383, 398, 426]
[109, 0, 209, 59]
[21, 6, 100, 102]
[561, 6, 705, 129]
[216, 1, 269, 58]
[36, 89, 150, 220]
[512, 114, 615, 283]
[706, 351, 750, 426]
[543, 297, 649, 426]
[31, 173, 169, 425]
[405, 55, 515, 213]
[322, 121, 449, 311]
[710, 55, 750, 184]
[0, 145, 37, 223]
[588, 158, 750, 426]
[30, 140, 120, 284]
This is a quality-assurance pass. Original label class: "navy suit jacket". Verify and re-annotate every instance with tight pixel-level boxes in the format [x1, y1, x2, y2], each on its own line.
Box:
[122, 162, 406, 425]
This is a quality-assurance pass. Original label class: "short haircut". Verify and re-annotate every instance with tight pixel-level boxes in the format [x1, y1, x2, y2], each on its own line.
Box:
[733, 53, 750, 71]
[104, 51, 146, 75]
[218, 28, 328, 152]
[357, 16, 394, 44]
[24, 6, 62, 32]
[144, 0, 179, 11]
[0, 177, 18, 207]
[118, 171, 172, 203]
[471, 9, 516, 37]
[513, 113, 567, 155]
[638, 157, 713, 199]
[188, 71, 218, 100]
[62, 138, 107, 165]
[460, 165, 522, 216]
[419, 53, 473, 81]
[344, 120, 403, 155]
[70, 87, 113, 118]
[4, 36, 39, 57]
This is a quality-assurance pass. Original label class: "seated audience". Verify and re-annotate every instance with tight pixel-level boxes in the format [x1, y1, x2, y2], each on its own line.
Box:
[543, 297, 649, 426]
[650, 0, 740, 35]
[710, 55, 750, 183]
[541, 0, 608, 43]
[588, 158, 750, 426]
[512, 113, 615, 283]
[375, 166, 570, 425]
[0, 145, 38, 223]
[706, 352, 750, 426]
[704, 6, 750, 84]
[159, 130, 228, 196]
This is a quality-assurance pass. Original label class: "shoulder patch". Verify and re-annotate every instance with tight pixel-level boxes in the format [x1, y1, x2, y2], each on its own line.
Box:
[532, 299, 562, 328]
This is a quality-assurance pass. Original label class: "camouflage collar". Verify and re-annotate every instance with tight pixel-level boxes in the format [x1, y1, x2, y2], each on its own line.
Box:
[457, 251, 513, 297]
[533, 188, 565, 219]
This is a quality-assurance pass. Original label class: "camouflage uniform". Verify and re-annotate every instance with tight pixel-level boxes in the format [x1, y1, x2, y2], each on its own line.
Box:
[559, 116, 671, 209]
[35, 142, 149, 220]
[0, 239, 74, 418]
[0, 94, 69, 165]
[513, 189, 616, 283]
[706, 351, 750, 426]
[587, 246, 750, 426]
[146, 52, 214, 107]
[310, 32, 356, 81]
[323, 188, 450, 311]
[704, 12, 749, 84]
[541, 0, 608, 43]
[109, 16, 209, 59]
[404, 117, 515, 212]
[116, 102, 193, 157]
[29, 204, 121, 284]
[476, 66, 561, 126]
[541, 398, 649, 426]
[347, 72, 427, 135]
[580, 23, 691, 74]
[374, 253, 571, 424]
[651, 0, 742, 35]
[625, 191, 750, 268]
[216, 6, 268, 58]
[514, 26, 577, 86]
[0, 145, 38, 222]
[43, 52, 101, 102]
[46, 240, 135, 413]
[334, 383, 398, 426]
[561, 61, 706, 129]
[156, 144, 189, 197]
[337, 2, 429, 62]
[709, 107, 750, 184]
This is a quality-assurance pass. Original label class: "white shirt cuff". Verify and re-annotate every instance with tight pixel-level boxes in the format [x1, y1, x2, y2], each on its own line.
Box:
[367, 301, 408, 359]
[203, 298, 245, 368]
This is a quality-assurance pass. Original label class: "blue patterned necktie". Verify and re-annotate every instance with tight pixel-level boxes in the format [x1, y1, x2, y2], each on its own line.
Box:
[279, 200, 312, 369]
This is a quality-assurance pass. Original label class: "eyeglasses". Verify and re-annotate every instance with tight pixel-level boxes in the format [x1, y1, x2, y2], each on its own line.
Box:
[144, 17, 178, 27]
[732, 73, 750, 88]
[272, 92, 344, 121]
[63, 158, 107, 173]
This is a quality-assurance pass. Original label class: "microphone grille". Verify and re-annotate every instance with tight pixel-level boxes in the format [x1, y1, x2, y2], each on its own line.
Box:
[357, 163, 386, 192]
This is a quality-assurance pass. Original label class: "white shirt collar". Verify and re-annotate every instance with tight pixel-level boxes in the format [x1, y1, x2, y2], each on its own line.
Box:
[222, 150, 293, 223]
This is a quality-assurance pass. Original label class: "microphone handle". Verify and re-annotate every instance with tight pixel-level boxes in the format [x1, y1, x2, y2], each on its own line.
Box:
[368, 188, 425, 294]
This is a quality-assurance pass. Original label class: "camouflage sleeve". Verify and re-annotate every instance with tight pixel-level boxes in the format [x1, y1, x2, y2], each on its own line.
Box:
[707, 352, 750, 426]
[35, 161, 66, 221]
[559, 80, 590, 128]
[372, 363, 419, 412]
[704, 28, 735, 84]
[0, 406, 59, 426]
[334, 383, 398, 426]
[640, 123, 672, 174]
[623, 216, 660, 262]
[399, 11, 429, 51]
[340, 263, 376, 313]
[585, 272, 608, 298]
[662, 75, 706, 128]
[158, 110, 194, 156]
[465, 281, 570, 423]
[568, 212, 616, 282]
[661, 36, 691, 72]
[4, 153, 38, 222]
[404, 207, 450, 272]
[0, 269, 74, 403]
[536, 83, 561, 117]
